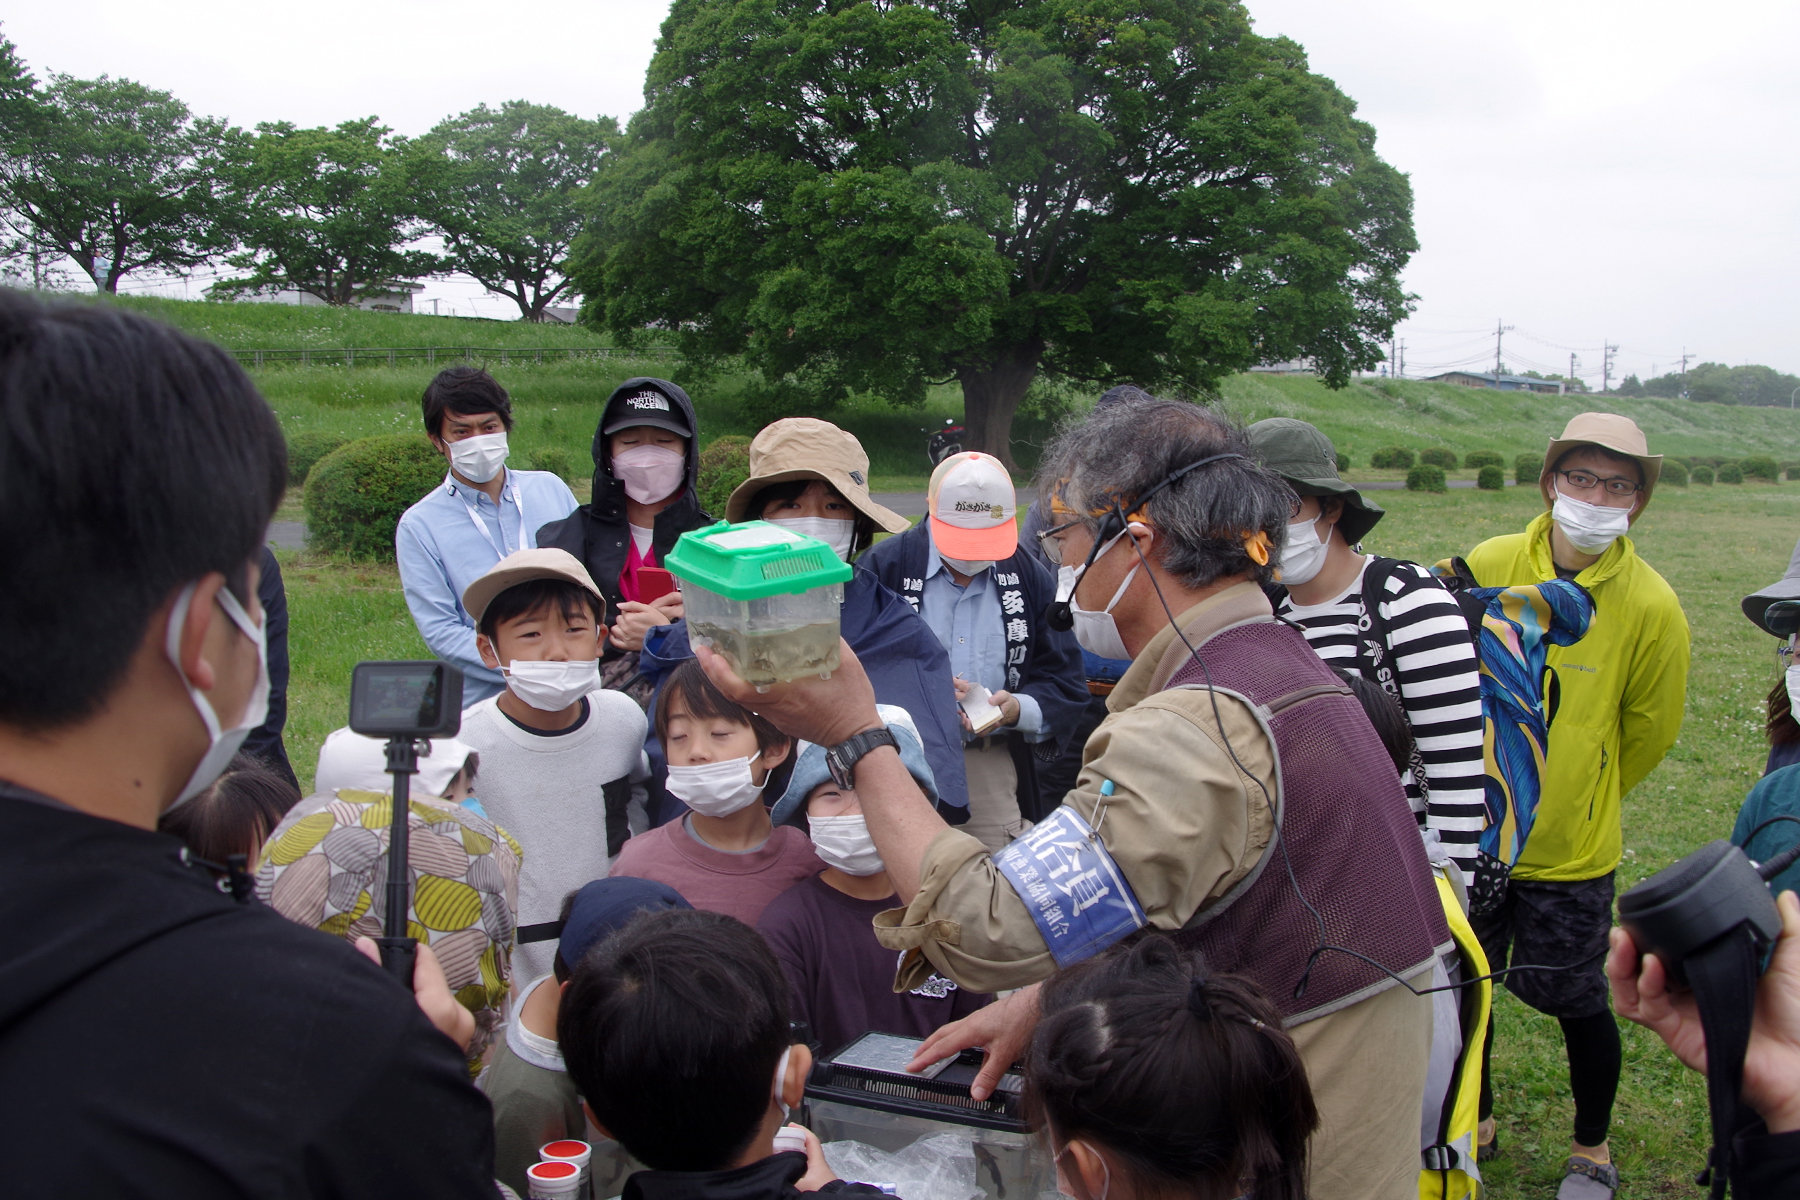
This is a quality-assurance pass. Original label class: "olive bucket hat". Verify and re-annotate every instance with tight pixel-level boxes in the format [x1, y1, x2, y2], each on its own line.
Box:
[1246, 418, 1385, 545]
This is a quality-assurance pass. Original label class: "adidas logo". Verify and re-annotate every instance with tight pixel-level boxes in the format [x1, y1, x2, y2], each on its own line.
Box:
[626, 392, 670, 410]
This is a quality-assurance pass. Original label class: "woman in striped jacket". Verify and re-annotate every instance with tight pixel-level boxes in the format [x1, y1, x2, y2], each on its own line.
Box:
[1247, 419, 1487, 884]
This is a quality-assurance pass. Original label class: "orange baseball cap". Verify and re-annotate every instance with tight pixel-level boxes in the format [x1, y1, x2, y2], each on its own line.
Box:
[927, 452, 1018, 560]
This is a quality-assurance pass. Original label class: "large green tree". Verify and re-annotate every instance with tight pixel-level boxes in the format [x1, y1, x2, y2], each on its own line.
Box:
[414, 101, 616, 321]
[215, 118, 437, 306]
[0, 70, 230, 293]
[572, 0, 1416, 461]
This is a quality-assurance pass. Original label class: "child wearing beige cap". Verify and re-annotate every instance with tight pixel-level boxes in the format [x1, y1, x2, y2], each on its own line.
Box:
[457, 548, 652, 983]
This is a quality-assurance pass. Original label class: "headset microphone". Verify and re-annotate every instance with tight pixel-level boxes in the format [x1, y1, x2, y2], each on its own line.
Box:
[1042, 452, 1248, 633]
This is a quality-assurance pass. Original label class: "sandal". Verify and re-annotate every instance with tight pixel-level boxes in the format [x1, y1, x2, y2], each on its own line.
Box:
[1555, 1156, 1619, 1199]
[1476, 1124, 1500, 1163]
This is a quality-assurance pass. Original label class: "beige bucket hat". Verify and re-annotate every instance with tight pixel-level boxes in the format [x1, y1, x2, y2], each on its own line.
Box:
[461, 547, 606, 626]
[1540, 412, 1663, 519]
[724, 417, 910, 532]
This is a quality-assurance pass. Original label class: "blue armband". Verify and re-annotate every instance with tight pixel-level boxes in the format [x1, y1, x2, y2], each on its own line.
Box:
[993, 800, 1148, 967]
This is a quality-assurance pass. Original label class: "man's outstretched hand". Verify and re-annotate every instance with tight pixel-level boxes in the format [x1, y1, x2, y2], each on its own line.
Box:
[1608, 889, 1800, 1133]
[909, 984, 1041, 1101]
[693, 638, 882, 748]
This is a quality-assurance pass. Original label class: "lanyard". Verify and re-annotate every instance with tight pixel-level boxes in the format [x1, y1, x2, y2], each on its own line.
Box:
[454, 477, 528, 560]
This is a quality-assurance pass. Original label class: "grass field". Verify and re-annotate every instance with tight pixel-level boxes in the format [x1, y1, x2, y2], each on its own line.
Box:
[273, 477, 1800, 1196]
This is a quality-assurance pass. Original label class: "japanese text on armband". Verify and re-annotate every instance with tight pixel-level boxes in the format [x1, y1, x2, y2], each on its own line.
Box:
[993, 805, 1148, 967]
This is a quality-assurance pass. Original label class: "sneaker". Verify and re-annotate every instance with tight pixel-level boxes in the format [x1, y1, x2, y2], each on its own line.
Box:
[1476, 1123, 1500, 1163]
[1555, 1156, 1619, 1199]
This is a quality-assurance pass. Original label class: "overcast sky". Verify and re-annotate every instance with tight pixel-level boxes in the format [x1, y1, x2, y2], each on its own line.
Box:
[10, 0, 1797, 385]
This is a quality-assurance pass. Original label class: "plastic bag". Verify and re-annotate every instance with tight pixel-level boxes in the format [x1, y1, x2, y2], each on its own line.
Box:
[823, 1131, 984, 1200]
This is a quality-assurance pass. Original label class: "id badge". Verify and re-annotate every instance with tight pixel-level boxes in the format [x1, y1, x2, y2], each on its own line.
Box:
[994, 804, 1148, 967]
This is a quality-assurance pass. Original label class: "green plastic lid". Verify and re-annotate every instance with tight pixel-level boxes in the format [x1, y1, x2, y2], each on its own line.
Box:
[664, 520, 853, 601]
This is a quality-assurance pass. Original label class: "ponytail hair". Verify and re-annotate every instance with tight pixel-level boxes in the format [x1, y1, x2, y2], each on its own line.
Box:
[1024, 934, 1318, 1200]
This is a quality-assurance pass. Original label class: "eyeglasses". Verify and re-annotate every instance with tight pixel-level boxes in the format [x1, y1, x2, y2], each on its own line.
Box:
[1555, 468, 1641, 497]
[1036, 519, 1081, 566]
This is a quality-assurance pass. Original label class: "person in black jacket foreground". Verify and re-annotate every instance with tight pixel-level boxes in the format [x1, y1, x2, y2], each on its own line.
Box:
[1607, 889, 1800, 1192]
[559, 908, 885, 1200]
[0, 292, 497, 1198]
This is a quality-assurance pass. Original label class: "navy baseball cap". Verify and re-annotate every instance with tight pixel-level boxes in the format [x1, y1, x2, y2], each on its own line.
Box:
[558, 878, 692, 970]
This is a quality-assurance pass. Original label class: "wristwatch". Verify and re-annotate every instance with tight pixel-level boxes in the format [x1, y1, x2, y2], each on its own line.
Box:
[824, 726, 899, 790]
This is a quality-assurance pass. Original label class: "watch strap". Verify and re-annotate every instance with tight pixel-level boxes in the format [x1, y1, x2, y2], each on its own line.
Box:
[826, 726, 899, 788]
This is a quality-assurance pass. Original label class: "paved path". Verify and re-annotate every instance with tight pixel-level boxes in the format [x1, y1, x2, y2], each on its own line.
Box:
[265, 480, 1514, 548]
[268, 521, 307, 549]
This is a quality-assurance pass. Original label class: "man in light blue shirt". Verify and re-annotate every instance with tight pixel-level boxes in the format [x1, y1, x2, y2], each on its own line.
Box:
[396, 368, 578, 701]
[858, 452, 1087, 851]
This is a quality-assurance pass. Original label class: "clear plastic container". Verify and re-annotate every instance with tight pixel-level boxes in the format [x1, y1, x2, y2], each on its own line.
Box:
[665, 522, 852, 688]
[807, 1099, 1053, 1200]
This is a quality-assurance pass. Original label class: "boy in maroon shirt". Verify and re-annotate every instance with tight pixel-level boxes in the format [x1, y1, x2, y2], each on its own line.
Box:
[758, 708, 991, 1054]
[612, 660, 819, 926]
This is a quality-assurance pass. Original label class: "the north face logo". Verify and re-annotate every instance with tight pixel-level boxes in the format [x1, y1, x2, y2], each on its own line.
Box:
[625, 391, 670, 410]
[849, 469, 865, 486]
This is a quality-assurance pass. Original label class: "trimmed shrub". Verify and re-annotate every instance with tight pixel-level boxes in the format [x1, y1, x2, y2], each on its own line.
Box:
[1515, 453, 1544, 485]
[1420, 447, 1459, 470]
[1464, 449, 1505, 471]
[1476, 465, 1505, 490]
[1742, 455, 1780, 482]
[1406, 463, 1447, 493]
[286, 431, 350, 487]
[1787, 464, 1800, 481]
[1717, 461, 1745, 484]
[696, 435, 753, 518]
[1370, 446, 1415, 470]
[530, 446, 574, 481]
[1660, 460, 1689, 487]
[1692, 465, 1715, 485]
[1336, 451, 1350, 472]
[1669, 456, 1692, 470]
[305, 435, 445, 560]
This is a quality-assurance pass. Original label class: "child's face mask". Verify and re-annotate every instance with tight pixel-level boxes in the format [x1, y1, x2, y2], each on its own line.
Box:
[667, 752, 765, 817]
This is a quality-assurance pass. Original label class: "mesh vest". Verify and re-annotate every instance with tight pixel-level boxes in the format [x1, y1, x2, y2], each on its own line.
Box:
[1169, 618, 1449, 1024]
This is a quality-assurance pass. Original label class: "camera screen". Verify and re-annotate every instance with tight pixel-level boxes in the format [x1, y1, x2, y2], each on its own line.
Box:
[361, 665, 441, 726]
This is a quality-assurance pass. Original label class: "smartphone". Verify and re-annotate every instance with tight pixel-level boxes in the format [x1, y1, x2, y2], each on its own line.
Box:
[637, 567, 678, 600]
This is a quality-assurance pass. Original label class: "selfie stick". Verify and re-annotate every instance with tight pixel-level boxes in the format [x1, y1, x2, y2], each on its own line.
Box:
[374, 735, 421, 987]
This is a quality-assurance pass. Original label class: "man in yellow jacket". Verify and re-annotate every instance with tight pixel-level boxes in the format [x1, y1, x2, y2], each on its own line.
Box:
[1464, 412, 1689, 1200]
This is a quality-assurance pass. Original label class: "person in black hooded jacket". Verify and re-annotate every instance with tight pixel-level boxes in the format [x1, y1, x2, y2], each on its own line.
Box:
[538, 377, 713, 702]
[0, 291, 497, 1198]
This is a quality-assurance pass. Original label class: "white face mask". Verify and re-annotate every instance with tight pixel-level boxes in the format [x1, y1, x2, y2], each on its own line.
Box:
[448, 430, 509, 484]
[164, 582, 270, 813]
[773, 1045, 793, 1121]
[667, 752, 765, 817]
[503, 658, 599, 711]
[768, 516, 856, 562]
[1786, 662, 1800, 717]
[1551, 490, 1632, 554]
[1277, 515, 1329, 587]
[808, 813, 886, 876]
[1060, 531, 1137, 661]
[941, 555, 994, 577]
[612, 444, 686, 505]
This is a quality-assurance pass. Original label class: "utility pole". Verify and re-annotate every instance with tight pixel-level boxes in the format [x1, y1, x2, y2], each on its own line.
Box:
[1602, 341, 1618, 393]
[1679, 348, 1692, 399]
[1390, 334, 1397, 379]
[1493, 318, 1514, 380]
[1398, 339, 1406, 380]
[1570, 352, 1578, 391]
